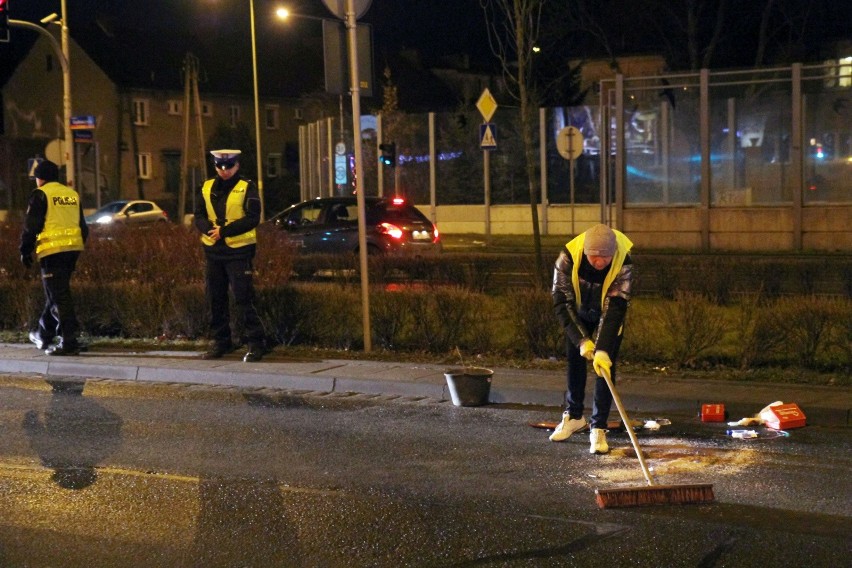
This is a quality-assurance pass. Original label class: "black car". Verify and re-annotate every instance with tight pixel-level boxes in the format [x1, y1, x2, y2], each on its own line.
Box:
[266, 196, 441, 255]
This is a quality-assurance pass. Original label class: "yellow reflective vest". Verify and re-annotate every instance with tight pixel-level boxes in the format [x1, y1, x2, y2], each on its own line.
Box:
[35, 182, 85, 260]
[200, 179, 257, 248]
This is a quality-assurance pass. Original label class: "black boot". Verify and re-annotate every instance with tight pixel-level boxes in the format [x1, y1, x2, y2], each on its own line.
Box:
[243, 343, 269, 362]
[201, 342, 235, 360]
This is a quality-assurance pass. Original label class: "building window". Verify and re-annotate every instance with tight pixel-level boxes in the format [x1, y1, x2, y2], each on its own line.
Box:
[229, 105, 240, 127]
[267, 153, 282, 178]
[265, 105, 280, 130]
[137, 153, 152, 179]
[201, 102, 213, 117]
[838, 56, 852, 88]
[167, 100, 183, 115]
[294, 108, 303, 120]
[132, 99, 150, 126]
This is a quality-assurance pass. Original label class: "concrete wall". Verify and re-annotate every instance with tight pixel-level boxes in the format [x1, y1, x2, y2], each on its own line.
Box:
[429, 203, 851, 251]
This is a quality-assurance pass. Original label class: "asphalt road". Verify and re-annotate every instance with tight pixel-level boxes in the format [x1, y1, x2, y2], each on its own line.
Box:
[0, 375, 849, 567]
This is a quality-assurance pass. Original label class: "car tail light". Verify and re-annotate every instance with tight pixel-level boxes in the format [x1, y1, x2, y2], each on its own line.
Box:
[161, 211, 169, 221]
[391, 197, 406, 206]
[433, 226, 440, 242]
[378, 222, 404, 240]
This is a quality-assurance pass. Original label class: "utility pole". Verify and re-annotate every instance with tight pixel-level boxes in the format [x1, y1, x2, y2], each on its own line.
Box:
[178, 53, 206, 224]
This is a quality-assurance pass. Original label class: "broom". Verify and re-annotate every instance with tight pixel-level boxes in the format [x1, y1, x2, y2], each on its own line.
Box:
[594, 369, 715, 508]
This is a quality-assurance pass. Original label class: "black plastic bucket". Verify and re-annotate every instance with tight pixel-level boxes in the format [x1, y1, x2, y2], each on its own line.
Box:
[444, 367, 493, 407]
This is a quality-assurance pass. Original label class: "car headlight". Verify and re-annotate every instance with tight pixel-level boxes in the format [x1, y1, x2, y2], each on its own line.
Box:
[95, 215, 114, 224]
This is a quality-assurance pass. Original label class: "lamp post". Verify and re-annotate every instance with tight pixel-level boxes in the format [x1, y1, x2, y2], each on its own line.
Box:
[249, 0, 264, 219]
[11, 6, 74, 187]
[60, 0, 73, 188]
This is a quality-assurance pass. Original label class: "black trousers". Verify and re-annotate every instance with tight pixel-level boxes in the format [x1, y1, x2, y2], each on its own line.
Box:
[38, 251, 81, 346]
[205, 257, 265, 347]
[564, 321, 623, 430]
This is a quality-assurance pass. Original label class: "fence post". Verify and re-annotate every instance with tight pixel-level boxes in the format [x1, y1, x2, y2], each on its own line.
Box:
[700, 68, 710, 250]
[539, 107, 548, 236]
[791, 63, 803, 251]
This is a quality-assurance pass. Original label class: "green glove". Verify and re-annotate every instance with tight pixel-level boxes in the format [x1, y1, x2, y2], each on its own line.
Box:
[579, 339, 595, 361]
[593, 350, 612, 381]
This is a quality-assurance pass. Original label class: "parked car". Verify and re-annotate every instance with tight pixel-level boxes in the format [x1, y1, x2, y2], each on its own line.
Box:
[85, 200, 169, 227]
[265, 196, 441, 255]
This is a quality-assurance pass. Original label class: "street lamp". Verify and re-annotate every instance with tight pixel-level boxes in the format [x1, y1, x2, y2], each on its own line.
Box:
[10, 3, 74, 187]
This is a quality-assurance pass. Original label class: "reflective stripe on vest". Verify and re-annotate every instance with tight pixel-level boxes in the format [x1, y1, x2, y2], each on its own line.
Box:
[200, 179, 257, 248]
[35, 182, 85, 259]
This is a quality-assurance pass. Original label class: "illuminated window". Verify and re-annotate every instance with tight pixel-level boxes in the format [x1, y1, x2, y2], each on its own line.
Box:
[132, 99, 149, 126]
[839, 56, 851, 88]
[136, 153, 152, 179]
[167, 100, 182, 115]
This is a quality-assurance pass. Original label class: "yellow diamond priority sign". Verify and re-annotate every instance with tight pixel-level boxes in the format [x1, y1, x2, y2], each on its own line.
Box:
[476, 88, 498, 123]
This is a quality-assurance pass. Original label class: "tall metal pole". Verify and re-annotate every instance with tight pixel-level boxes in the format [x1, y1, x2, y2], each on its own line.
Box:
[249, 0, 265, 219]
[61, 0, 74, 188]
[9, 15, 72, 185]
[346, 0, 371, 351]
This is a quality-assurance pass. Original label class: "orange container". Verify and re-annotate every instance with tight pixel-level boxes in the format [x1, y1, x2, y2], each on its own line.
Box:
[763, 403, 806, 430]
[701, 403, 726, 422]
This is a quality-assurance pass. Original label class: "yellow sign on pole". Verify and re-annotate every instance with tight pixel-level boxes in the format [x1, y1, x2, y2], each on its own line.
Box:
[476, 88, 498, 122]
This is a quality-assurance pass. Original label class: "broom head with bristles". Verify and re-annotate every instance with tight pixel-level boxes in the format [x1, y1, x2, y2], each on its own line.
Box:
[595, 483, 715, 508]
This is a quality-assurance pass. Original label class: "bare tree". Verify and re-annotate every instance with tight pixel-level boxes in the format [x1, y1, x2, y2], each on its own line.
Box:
[480, 0, 547, 286]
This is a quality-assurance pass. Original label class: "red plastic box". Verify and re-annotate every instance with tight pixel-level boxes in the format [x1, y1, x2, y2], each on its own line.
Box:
[701, 403, 726, 422]
[762, 403, 806, 430]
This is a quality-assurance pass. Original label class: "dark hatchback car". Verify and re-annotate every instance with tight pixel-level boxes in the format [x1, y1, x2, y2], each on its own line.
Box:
[265, 196, 441, 255]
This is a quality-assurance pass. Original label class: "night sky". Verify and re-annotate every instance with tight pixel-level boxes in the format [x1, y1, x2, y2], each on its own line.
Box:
[2, 1, 850, 104]
[0, 0, 494, 88]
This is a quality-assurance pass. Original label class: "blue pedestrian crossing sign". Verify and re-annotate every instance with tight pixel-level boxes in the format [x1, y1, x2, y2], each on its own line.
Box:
[480, 123, 497, 150]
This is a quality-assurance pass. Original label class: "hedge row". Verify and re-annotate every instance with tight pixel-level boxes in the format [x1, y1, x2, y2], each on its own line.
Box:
[0, 221, 848, 372]
[0, 278, 848, 372]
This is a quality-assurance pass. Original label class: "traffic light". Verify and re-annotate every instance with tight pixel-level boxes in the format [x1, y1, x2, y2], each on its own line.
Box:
[0, 0, 9, 43]
[379, 143, 396, 167]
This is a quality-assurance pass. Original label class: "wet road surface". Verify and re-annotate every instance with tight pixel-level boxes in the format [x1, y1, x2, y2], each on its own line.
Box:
[0, 375, 849, 567]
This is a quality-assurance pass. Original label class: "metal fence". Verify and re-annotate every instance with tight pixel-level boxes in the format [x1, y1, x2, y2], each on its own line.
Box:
[297, 61, 851, 248]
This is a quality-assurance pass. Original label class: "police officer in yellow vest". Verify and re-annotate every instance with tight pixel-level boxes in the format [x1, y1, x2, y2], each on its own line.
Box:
[19, 159, 88, 356]
[550, 224, 634, 455]
[194, 149, 268, 362]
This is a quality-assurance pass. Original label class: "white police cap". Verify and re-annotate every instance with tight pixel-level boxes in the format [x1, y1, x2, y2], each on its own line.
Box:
[210, 149, 241, 160]
[210, 149, 241, 170]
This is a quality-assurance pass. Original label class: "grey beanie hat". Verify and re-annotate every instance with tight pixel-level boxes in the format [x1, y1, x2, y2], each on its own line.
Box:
[583, 224, 616, 256]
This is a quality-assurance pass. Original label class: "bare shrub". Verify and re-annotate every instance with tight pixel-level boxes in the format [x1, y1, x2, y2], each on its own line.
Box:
[655, 291, 726, 367]
[370, 288, 416, 350]
[619, 300, 667, 363]
[257, 285, 311, 346]
[295, 284, 361, 350]
[735, 292, 774, 368]
[408, 287, 480, 353]
[766, 295, 850, 368]
[503, 287, 563, 358]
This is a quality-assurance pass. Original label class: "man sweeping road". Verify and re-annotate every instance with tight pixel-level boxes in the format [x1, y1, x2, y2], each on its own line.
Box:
[549, 223, 633, 454]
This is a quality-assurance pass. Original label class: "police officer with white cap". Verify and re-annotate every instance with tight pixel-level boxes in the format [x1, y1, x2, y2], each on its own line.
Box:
[19, 159, 89, 355]
[194, 149, 268, 362]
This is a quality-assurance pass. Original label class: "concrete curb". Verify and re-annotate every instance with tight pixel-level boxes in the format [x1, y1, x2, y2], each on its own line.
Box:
[0, 343, 848, 427]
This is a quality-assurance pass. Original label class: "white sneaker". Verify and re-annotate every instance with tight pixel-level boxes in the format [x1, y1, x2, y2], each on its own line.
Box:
[549, 413, 587, 442]
[590, 428, 609, 454]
